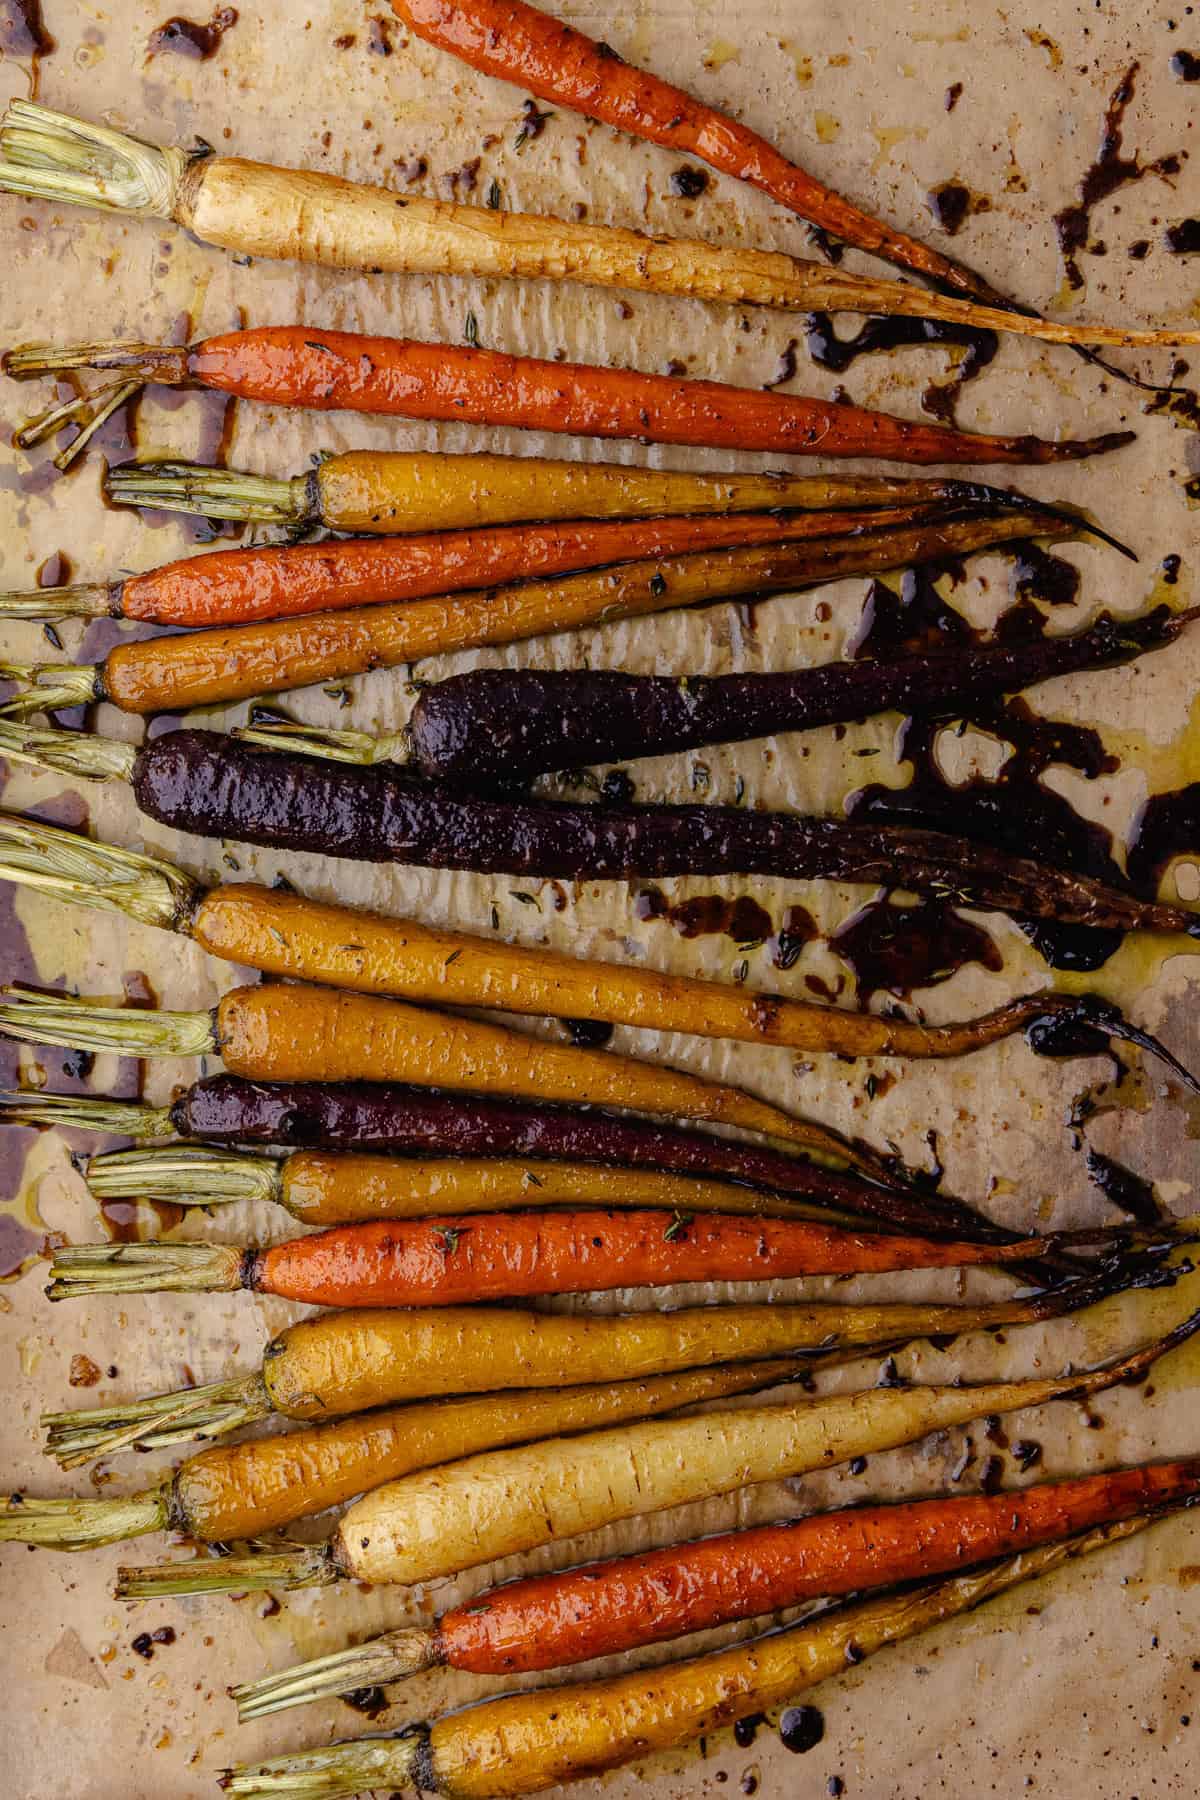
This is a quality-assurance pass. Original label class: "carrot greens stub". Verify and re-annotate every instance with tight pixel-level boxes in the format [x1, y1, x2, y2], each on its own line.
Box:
[3, 325, 1136, 468]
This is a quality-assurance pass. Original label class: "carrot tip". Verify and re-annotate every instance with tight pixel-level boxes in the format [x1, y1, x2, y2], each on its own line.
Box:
[1026, 997, 1200, 1093]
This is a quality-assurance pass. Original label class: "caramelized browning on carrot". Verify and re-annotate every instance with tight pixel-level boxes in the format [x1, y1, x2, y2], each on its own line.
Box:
[109, 505, 931, 628]
[94, 508, 1072, 713]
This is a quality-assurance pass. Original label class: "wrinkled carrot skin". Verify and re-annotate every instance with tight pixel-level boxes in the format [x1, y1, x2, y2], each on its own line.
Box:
[172, 1357, 796, 1540]
[439, 1460, 1200, 1674]
[389, 0, 1016, 304]
[187, 328, 1129, 464]
[119, 506, 918, 629]
[211, 980, 885, 1174]
[101, 509, 1065, 712]
[196, 884, 1055, 1063]
[251, 1210, 1056, 1308]
[276, 1152, 836, 1229]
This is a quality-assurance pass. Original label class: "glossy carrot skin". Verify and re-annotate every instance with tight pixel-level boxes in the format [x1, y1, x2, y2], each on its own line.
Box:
[390, 0, 1016, 303]
[171, 1076, 999, 1242]
[172, 1358, 791, 1540]
[134, 732, 1200, 937]
[187, 328, 1129, 464]
[251, 1209, 1057, 1307]
[101, 511, 1061, 712]
[438, 1459, 1200, 1673]
[119, 507, 913, 629]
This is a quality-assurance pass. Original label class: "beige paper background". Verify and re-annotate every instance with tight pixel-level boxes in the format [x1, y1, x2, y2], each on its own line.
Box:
[1, 1, 1199, 1794]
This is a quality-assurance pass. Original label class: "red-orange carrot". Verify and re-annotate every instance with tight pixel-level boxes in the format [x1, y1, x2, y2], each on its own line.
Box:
[390, 0, 1012, 304]
[0, 503, 960, 629]
[46, 1211, 1157, 1308]
[233, 1457, 1200, 1716]
[5, 329, 1132, 465]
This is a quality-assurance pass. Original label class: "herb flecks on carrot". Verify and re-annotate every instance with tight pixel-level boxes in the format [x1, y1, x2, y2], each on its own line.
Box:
[0, 1080, 1004, 1246]
[4, 328, 1134, 467]
[381, 0, 1076, 316]
[3, 979, 1198, 1161]
[1, 1360, 793, 1548]
[0, 979, 915, 1181]
[219, 1514, 1176, 1797]
[0, 500, 984, 629]
[102, 454, 1042, 536]
[43, 1212, 1179, 1308]
[3, 726, 1200, 954]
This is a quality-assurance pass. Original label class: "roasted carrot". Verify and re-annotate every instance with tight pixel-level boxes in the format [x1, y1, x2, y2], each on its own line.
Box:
[0, 498, 983, 628]
[0, 1082, 1029, 1250]
[83, 1144, 864, 1229]
[101, 453, 1039, 536]
[112, 1306, 1200, 1596]
[37, 1256, 1161, 1467]
[2, 328, 1134, 466]
[0, 980, 919, 1180]
[43, 1209, 1159, 1309]
[0, 507, 1074, 714]
[0, 812, 1179, 1081]
[275, 604, 1188, 791]
[0, 1359, 792, 1550]
[5, 725, 1200, 951]
[2, 100, 1192, 385]
[235, 1458, 1200, 1717]
[380, 0, 1063, 310]
[219, 1514, 1173, 1797]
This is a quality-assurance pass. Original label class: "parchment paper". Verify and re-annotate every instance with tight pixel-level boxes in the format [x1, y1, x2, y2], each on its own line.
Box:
[1, 1, 1199, 1794]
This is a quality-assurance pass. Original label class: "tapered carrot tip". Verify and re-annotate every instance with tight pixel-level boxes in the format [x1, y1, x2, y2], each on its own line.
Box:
[1042, 430, 1136, 461]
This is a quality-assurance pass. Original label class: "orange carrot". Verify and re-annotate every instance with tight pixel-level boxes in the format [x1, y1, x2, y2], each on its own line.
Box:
[5, 328, 1132, 465]
[0, 502, 955, 629]
[0, 508, 1074, 717]
[234, 1457, 1200, 1716]
[45, 1210, 1155, 1308]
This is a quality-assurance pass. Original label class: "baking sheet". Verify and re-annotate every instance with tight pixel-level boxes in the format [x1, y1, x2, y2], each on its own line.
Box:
[1, 0, 1199, 1793]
